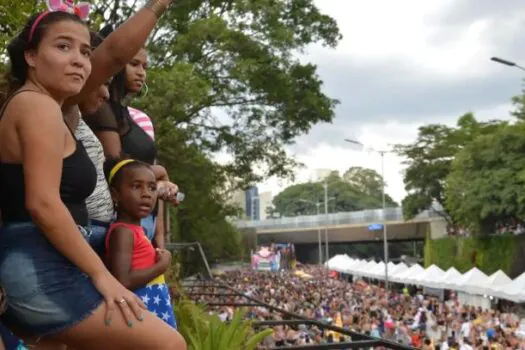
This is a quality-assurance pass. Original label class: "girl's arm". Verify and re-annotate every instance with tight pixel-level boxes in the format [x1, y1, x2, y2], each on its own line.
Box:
[107, 226, 168, 290]
[153, 200, 166, 249]
[65, 0, 171, 107]
[151, 164, 168, 180]
[84, 102, 122, 159]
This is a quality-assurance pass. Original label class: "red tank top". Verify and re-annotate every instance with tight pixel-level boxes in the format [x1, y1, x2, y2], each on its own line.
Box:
[105, 222, 156, 269]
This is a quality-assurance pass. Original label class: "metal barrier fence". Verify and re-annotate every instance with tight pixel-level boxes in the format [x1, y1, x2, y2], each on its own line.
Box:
[233, 208, 439, 230]
[183, 278, 416, 350]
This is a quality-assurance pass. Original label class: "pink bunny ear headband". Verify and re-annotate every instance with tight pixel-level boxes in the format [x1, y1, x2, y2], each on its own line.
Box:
[29, 0, 90, 42]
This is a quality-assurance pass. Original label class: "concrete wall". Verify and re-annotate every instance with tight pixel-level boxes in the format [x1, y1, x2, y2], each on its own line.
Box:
[430, 217, 448, 239]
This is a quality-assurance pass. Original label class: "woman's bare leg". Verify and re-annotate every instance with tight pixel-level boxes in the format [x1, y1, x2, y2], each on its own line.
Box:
[48, 303, 185, 350]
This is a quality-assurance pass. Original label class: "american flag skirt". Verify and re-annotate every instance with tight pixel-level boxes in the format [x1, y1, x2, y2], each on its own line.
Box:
[135, 275, 177, 329]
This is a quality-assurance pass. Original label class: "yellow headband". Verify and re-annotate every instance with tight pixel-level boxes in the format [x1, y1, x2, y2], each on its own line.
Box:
[108, 159, 135, 184]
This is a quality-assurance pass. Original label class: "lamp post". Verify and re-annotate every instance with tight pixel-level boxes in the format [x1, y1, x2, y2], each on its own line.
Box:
[344, 138, 391, 289]
[299, 199, 323, 265]
[323, 180, 334, 264]
[490, 57, 525, 72]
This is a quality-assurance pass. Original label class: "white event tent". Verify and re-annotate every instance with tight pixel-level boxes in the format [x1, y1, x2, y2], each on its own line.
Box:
[424, 267, 462, 289]
[492, 271, 525, 303]
[390, 264, 424, 284]
[405, 264, 445, 286]
[471, 270, 512, 296]
[389, 262, 409, 277]
[452, 267, 489, 295]
[323, 255, 525, 305]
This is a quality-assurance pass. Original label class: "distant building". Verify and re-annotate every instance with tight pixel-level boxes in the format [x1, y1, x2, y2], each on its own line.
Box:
[258, 191, 273, 220]
[228, 186, 273, 221]
[229, 189, 247, 218]
[245, 186, 260, 220]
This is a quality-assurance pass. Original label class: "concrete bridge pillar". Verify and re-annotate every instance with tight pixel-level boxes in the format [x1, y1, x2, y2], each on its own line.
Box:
[429, 218, 448, 239]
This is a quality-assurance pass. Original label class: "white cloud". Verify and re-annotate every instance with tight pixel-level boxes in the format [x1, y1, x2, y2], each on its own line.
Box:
[258, 101, 515, 204]
[214, 0, 525, 208]
[306, 0, 494, 78]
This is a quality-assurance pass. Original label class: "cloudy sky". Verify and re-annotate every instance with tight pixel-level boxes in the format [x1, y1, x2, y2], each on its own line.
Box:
[256, 0, 525, 204]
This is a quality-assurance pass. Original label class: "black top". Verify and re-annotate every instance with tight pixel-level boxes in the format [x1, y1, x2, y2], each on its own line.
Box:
[0, 91, 97, 226]
[84, 100, 156, 165]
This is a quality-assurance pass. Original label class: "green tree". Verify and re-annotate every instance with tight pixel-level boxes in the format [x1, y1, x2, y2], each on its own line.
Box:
[116, 0, 340, 186]
[511, 83, 525, 120]
[272, 168, 396, 217]
[445, 122, 525, 234]
[0, 0, 40, 57]
[395, 113, 506, 223]
[343, 166, 384, 197]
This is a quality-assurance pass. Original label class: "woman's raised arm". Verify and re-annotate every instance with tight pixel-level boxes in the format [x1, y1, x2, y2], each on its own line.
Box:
[66, 0, 171, 106]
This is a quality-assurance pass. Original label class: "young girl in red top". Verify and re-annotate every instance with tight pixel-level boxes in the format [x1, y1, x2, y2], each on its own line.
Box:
[104, 158, 177, 328]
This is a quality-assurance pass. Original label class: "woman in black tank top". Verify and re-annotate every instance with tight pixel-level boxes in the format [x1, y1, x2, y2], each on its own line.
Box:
[0, 3, 184, 349]
[84, 44, 181, 249]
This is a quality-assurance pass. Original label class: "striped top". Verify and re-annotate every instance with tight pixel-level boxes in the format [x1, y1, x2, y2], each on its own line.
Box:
[128, 107, 155, 141]
[75, 118, 114, 223]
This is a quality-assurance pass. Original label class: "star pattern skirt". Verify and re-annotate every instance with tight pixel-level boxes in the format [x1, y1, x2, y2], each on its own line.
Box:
[135, 275, 177, 329]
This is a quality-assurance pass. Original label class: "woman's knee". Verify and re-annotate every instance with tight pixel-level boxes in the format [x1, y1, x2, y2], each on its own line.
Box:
[160, 331, 186, 350]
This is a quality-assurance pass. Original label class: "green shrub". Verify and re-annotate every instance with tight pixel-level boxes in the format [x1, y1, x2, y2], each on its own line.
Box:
[174, 300, 272, 350]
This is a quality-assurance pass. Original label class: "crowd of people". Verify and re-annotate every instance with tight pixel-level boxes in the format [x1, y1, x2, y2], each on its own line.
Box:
[0, 0, 187, 348]
[191, 267, 525, 349]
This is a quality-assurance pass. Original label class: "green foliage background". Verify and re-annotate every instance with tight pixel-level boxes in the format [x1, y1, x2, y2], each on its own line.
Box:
[424, 235, 525, 278]
[271, 168, 397, 217]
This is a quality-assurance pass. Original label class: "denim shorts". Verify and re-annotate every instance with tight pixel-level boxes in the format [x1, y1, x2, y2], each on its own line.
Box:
[0, 222, 104, 337]
[141, 214, 157, 241]
[87, 220, 110, 257]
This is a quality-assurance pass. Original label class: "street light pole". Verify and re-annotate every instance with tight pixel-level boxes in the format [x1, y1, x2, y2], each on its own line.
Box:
[379, 150, 389, 289]
[316, 203, 322, 265]
[344, 138, 390, 288]
[299, 199, 323, 265]
[490, 57, 525, 72]
[324, 180, 329, 264]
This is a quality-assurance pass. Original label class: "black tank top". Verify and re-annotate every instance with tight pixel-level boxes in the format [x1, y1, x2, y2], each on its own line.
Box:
[0, 91, 97, 226]
[83, 100, 157, 165]
[120, 115, 156, 165]
[112, 101, 156, 165]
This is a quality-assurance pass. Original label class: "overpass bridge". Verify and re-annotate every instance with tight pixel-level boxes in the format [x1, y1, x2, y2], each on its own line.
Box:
[234, 208, 447, 245]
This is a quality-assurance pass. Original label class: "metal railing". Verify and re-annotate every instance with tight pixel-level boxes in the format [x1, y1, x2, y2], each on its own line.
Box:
[233, 208, 439, 230]
[182, 278, 416, 350]
[172, 242, 415, 349]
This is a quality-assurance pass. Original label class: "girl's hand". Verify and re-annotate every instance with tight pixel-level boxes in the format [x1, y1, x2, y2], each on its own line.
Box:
[157, 180, 180, 205]
[156, 248, 172, 269]
[92, 271, 147, 327]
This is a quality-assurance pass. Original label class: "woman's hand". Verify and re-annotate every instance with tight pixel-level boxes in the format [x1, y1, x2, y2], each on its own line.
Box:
[157, 180, 180, 205]
[91, 271, 147, 327]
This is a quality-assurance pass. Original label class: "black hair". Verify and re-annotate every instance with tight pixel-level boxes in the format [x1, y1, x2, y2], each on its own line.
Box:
[90, 31, 104, 49]
[0, 11, 87, 106]
[103, 156, 152, 188]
